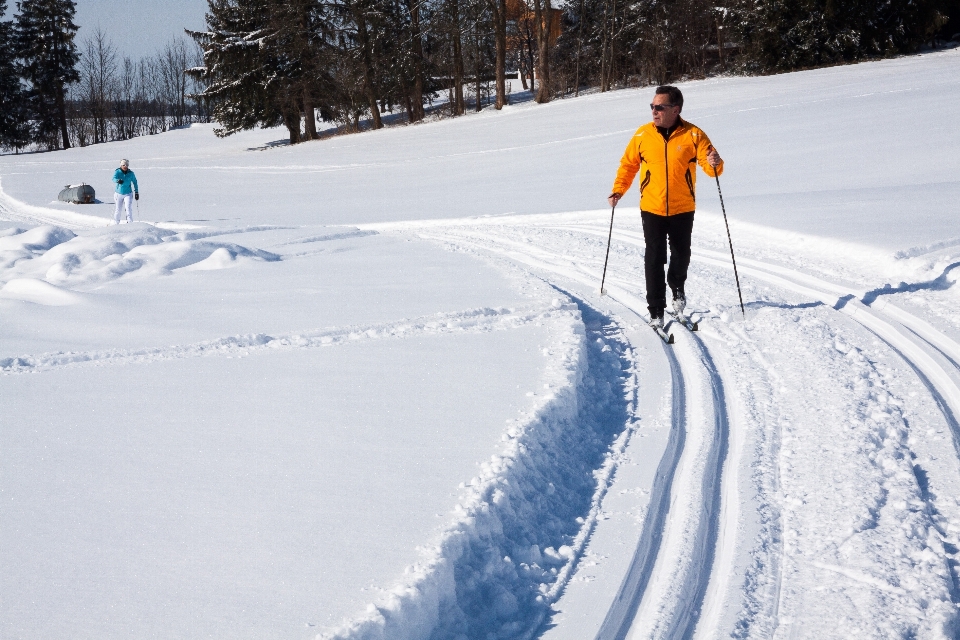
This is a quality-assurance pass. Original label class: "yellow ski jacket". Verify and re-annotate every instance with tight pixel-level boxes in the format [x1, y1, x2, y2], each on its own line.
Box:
[612, 118, 723, 217]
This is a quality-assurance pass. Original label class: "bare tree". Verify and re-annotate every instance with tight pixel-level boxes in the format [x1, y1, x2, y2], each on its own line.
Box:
[112, 56, 151, 139]
[156, 37, 192, 128]
[79, 27, 118, 143]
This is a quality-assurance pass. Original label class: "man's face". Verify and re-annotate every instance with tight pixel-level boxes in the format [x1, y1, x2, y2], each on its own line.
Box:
[651, 93, 680, 128]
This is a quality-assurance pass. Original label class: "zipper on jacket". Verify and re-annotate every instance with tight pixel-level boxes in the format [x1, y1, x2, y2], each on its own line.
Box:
[663, 134, 669, 216]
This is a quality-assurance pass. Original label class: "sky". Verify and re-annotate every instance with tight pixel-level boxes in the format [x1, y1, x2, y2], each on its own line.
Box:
[4, 0, 210, 60]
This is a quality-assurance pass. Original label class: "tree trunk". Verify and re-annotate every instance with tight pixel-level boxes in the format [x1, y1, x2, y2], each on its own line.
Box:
[519, 40, 529, 90]
[282, 91, 302, 144]
[353, 4, 383, 129]
[451, 0, 465, 116]
[489, 0, 507, 109]
[303, 87, 317, 140]
[408, 0, 426, 121]
[533, 0, 552, 103]
[55, 84, 70, 149]
[474, 18, 482, 111]
[608, 0, 618, 88]
[717, 18, 725, 71]
[574, 0, 585, 95]
[401, 76, 414, 121]
[599, 0, 611, 91]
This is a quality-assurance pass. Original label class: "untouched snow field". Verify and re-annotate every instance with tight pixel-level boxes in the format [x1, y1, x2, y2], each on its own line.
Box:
[2, 48, 960, 639]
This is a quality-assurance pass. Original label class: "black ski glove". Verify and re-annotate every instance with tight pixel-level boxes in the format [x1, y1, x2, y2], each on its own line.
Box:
[117, 178, 124, 184]
[135, 193, 139, 200]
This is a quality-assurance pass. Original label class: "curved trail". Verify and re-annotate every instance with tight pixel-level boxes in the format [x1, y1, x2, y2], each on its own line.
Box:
[416, 225, 735, 640]
[400, 215, 960, 638]
[564, 221, 960, 625]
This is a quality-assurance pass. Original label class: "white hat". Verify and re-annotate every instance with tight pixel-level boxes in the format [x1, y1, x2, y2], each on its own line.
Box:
[120, 158, 129, 167]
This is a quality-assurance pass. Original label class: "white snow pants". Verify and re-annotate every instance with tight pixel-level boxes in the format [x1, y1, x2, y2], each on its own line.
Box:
[114, 192, 133, 223]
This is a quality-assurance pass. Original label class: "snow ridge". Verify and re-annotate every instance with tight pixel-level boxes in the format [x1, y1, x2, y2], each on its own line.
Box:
[0, 304, 557, 374]
[322, 299, 639, 640]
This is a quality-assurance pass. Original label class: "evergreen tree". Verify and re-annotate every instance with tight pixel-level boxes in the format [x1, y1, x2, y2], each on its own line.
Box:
[0, 0, 30, 149]
[14, 0, 80, 149]
[732, 0, 951, 71]
[188, 0, 277, 138]
[189, 0, 338, 143]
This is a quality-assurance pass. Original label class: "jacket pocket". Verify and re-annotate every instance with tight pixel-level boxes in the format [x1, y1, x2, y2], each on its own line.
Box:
[640, 170, 651, 194]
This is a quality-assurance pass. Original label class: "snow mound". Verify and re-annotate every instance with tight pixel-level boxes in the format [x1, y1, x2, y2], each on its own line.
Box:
[0, 278, 82, 306]
[0, 225, 77, 269]
[179, 247, 240, 270]
[0, 224, 281, 288]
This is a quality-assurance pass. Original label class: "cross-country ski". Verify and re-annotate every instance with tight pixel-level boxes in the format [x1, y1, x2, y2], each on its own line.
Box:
[667, 310, 699, 332]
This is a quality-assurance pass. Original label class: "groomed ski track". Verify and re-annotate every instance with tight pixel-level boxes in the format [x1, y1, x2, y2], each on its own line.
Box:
[365, 211, 960, 639]
[380, 220, 746, 640]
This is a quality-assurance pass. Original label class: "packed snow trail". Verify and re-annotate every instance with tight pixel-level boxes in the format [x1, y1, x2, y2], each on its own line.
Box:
[367, 221, 739, 639]
[360, 211, 960, 639]
[575, 223, 960, 463]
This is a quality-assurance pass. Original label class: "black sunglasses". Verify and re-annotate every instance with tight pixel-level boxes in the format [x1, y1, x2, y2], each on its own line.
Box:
[650, 103, 676, 112]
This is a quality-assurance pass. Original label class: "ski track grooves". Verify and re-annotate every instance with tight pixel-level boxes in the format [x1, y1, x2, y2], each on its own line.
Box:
[571, 223, 960, 459]
[594, 338, 686, 640]
[677, 338, 729, 640]
[417, 226, 732, 640]
[567, 220, 960, 627]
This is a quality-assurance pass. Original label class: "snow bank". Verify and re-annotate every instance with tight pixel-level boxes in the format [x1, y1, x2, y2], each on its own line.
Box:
[0, 225, 76, 269]
[0, 223, 280, 290]
[322, 299, 634, 640]
[0, 278, 82, 306]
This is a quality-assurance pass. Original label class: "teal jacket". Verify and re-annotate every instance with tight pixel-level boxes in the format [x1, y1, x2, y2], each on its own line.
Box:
[113, 168, 139, 195]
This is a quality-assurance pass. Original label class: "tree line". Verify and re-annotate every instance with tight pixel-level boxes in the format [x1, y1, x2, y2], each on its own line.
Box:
[1, 0, 956, 152]
[66, 31, 210, 149]
[187, 0, 954, 143]
[0, 0, 209, 152]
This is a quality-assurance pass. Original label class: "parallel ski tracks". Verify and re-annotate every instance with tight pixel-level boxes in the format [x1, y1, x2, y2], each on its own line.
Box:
[417, 218, 960, 638]
[415, 225, 734, 640]
[560, 221, 960, 627]
[568, 223, 960, 459]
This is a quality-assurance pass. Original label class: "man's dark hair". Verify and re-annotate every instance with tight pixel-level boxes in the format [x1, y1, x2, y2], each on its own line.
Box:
[655, 86, 683, 110]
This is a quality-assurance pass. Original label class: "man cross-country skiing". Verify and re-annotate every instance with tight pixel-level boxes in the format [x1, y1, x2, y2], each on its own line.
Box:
[113, 158, 139, 224]
[608, 85, 723, 329]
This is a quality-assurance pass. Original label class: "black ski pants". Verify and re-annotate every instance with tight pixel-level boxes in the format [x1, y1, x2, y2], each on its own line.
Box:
[641, 210, 695, 317]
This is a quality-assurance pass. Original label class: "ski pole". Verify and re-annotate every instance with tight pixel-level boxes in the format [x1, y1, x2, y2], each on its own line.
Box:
[599, 203, 616, 295]
[713, 172, 745, 318]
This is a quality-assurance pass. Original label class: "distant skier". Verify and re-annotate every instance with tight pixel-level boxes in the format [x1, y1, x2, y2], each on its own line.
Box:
[608, 86, 723, 329]
[113, 159, 139, 224]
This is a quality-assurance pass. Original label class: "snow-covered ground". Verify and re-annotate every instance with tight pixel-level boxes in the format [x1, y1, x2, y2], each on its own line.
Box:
[2, 48, 960, 640]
